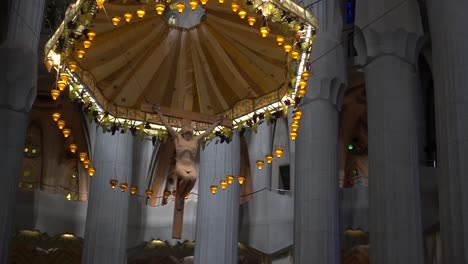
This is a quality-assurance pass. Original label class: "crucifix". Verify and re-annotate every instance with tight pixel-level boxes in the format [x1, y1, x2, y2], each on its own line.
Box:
[141, 103, 231, 239]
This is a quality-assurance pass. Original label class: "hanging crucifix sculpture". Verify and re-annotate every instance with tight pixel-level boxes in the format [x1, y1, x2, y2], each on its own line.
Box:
[153, 104, 222, 239]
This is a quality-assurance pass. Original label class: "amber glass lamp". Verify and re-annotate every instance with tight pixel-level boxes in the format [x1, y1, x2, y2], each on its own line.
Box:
[68, 61, 77, 72]
[210, 185, 218, 194]
[265, 154, 274, 164]
[176, 2, 185, 13]
[69, 143, 77, 154]
[124, 13, 132, 22]
[83, 159, 90, 169]
[52, 112, 61, 122]
[283, 44, 292, 53]
[237, 176, 245, 185]
[112, 16, 121, 26]
[276, 36, 285, 46]
[155, 3, 165, 15]
[110, 179, 118, 189]
[83, 40, 92, 49]
[87, 31, 96, 40]
[57, 120, 66, 129]
[136, 9, 146, 18]
[88, 167, 96, 176]
[120, 183, 128, 192]
[130, 186, 137, 195]
[146, 189, 154, 198]
[226, 175, 234, 184]
[231, 1, 239, 12]
[189, 0, 198, 10]
[290, 131, 298, 141]
[291, 50, 300, 60]
[220, 180, 228, 190]
[247, 16, 256, 26]
[51, 89, 60, 100]
[62, 128, 71, 138]
[79, 152, 87, 162]
[275, 147, 283, 158]
[238, 9, 247, 19]
[59, 72, 70, 83]
[256, 160, 264, 169]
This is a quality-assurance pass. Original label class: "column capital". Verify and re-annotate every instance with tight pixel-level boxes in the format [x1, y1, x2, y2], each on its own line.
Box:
[300, 77, 345, 111]
[0, 46, 37, 113]
[354, 28, 422, 67]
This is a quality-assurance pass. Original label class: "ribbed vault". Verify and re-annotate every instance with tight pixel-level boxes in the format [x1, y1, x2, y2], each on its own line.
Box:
[76, 1, 293, 117]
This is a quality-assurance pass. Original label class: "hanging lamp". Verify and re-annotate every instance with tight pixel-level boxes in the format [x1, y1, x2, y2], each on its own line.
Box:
[226, 175, 234, 184]
[57, 120, 66, 129]
[51, 89, 60, 100]
[275, 147, 283, 158]
[237, 175, 245, 185]
[88, 167, 96, 176]
[220, 180, 228, 190]
[62, 128, 71, 138]
[120, 183, 128, 192]
[110, 179, 118, 189]
[130, 186, 137, 195]
[124, 13, 132, 22]
[256, 160, 264, 169]
[52, 112, 61, 122]
[210, 185, 218, 194]
[79, 152, 87, 162]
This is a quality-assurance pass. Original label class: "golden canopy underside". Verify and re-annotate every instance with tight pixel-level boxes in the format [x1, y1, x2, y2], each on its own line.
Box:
[75, 2, 292, 118]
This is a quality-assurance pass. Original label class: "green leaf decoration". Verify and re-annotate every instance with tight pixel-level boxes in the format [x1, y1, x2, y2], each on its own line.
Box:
[264, 110, 271, 125]
[252, 123, 258, 133]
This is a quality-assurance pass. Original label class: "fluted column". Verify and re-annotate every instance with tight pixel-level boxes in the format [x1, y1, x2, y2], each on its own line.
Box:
[364, 34, 424, 264]
[355, 1, 425, 263]
[426, 1, 468, 262]
[0, 0, 44, 262]
[82, 133, 133, 264]
[294, 0, 345, 262]
[194, 134, 241, 264]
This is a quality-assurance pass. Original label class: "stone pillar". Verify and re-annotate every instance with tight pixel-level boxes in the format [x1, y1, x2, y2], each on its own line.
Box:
[355, 1, 425, 263]
[0, 0, 44, 262]
[194, 134, 240, 264]
[364, 35, 424, 264]
[82, 133, 133, 264]
[293, 0, 345, 262]
[426, 1, 468, 262]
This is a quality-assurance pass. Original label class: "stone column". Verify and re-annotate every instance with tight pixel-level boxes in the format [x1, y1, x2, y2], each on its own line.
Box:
[0, 0, 44, 262]
[82, 132, 133, 264]
[194, 134, 240, 264]
[293, 0, 345, 262]
[426, 1, 468, 262]
[364, 35, 424, 264]
[355, 1, 425, 263]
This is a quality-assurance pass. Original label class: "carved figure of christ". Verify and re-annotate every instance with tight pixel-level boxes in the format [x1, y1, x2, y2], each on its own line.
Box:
[153, 105, 222, 238]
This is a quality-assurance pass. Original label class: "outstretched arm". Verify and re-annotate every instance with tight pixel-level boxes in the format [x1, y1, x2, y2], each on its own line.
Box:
[197, 115, 222, 141]
[153, 104, 177, 138]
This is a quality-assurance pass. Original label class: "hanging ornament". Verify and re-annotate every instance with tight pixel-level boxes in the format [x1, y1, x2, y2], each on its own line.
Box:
[299, 79, 307, 89]
[176, 2, 185, 13]
[265, 154, 273, 164]
[96, 0, 105, 9]
[256, 160, 264, 169]
[83, 159, 91, 169]
[57, 120, 66, 129]
[79, 152, 87, 162]
[231, 1, 239, 12]
[200, 0, 208, 5]
[155, 3, 165, 15]
[260, 26, 269, 37]
[120, 183, 128, 192]
[77, 49, 85, 59]
[210, 185, 218, 194]
[283, 44, 292, 53]
[226, 175, 234, 184]
[291, 50, 300, 60]
[276, 36, 285, 46]
[88, 167, 96, 176]
[238, 9, 247, 19]
[112, 16, 121, 26]
[136, 9, 146, 18]
[110, 179, 118, 189]
[57, 80, 66, 91]
[124, 13, 132, 22]
[220, 180, 228, 190]
[146, 189, 154, 198]
[297, 88, 306, 98]
[301, 71, 310, 81]
[62, 128, 71, 138]
[52, 112, 61, 122]
[69, 143, 77, 154]
[87, 31, 96, 40]
[237, 175, 245, 185]
[247, 16, 256, 26]
[130, 186, 137, 195]
[83, 40, 92, 49]
[189, 0, 198, 10]
[59, 72, 70, 83]
[290, 131, 298, 141]
[51, 89, 60, 100]
[275, 148, 283, 158]
[68, 61, 77, 72]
